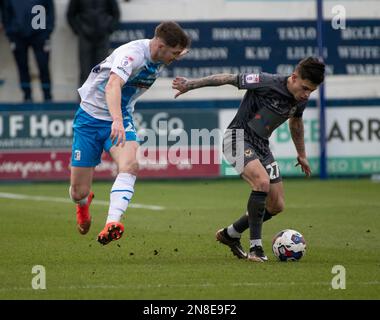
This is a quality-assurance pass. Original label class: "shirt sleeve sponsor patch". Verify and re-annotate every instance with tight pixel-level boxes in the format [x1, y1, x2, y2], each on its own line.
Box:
[245, 73, 260, 84]
[113, 55, 134, 81]
[116, 66, 130, 77]
[121, 56, 134, 67]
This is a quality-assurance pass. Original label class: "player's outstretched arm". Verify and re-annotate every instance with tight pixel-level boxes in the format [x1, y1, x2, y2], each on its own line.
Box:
[172, 74, 238, 98]
[289, 117, 311, 177]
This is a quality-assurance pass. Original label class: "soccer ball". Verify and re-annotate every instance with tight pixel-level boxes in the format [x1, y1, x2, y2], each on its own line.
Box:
[272, 229, 306, 261]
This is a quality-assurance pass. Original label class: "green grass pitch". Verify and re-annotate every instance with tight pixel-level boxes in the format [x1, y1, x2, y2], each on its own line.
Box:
[0, 178, 379, 299]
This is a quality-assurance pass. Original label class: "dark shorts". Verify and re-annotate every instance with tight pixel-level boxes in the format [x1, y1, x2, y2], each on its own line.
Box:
[223, 128, 282, 183]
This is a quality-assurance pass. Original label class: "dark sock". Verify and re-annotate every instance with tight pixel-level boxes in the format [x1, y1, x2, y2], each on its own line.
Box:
[247, 191, 267, 241]
[233, 213, 249, 233]
[263, 209, 273, 222]
[233, 208, 273, 233]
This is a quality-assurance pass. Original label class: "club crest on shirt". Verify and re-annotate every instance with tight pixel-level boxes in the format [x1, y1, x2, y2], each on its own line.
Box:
[289, 105, 298, 116]
[245, 73, 260, 84]
[244, 149, 254, 158]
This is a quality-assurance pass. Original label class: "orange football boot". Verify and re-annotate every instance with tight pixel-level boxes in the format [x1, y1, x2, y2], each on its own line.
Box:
[97, 222, 124, 245]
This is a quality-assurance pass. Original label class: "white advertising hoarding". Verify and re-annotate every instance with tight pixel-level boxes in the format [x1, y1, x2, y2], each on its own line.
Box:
[219, 103, 380, 176]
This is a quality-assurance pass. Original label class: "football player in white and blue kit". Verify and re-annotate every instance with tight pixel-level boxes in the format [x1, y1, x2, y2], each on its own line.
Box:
[69, 21, 190, 245]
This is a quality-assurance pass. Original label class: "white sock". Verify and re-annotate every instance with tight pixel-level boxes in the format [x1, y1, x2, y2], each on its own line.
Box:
[250, 239, 262, 248]
[227, 225, 241, 238]
[106, 173, 136, 223]
[69, 186, 88, 206]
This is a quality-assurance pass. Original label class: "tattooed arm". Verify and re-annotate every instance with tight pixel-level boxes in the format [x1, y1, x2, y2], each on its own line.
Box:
[289, 117, 311, 177]
[172, 74, 238, 98]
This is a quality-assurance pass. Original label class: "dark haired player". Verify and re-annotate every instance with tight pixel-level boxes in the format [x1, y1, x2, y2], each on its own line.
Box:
[172, 57, 325, 262]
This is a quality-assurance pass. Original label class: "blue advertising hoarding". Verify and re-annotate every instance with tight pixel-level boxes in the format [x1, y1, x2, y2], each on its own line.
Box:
[111, 19, 380, 76]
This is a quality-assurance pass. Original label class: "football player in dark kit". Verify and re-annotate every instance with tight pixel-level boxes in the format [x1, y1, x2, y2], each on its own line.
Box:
[172, 57, 325, 262]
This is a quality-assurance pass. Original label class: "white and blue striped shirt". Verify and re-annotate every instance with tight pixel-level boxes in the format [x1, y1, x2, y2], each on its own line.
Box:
[78, 39, 163, 121]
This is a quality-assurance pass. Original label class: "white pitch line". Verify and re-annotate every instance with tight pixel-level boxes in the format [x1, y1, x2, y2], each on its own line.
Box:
[0, 192, 164, 211]
[1, 281, 379, 292]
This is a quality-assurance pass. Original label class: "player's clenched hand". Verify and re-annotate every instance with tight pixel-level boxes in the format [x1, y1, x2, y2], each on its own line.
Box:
[295, 156, 312, 177]
[172, 77, 189, 99]
[110, 119, 126, 147]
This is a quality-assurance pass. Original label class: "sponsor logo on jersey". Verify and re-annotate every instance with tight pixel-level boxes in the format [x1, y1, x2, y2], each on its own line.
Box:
[245, 73, 260, 84]
[117, 66, 131, 77]
[128, 77, 156, 89]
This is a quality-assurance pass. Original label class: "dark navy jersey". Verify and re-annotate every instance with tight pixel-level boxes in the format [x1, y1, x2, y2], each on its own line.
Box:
[228, 72, 308, 139]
